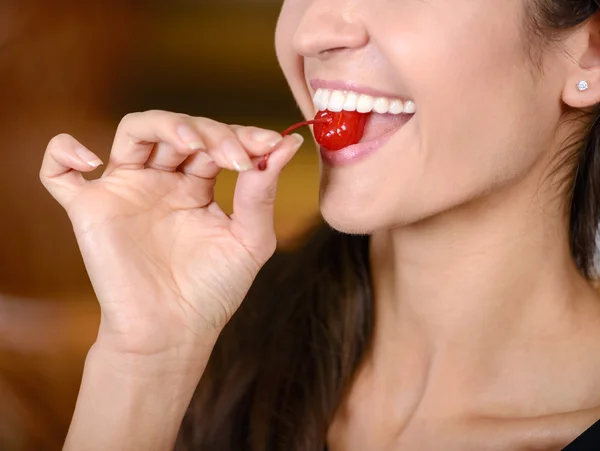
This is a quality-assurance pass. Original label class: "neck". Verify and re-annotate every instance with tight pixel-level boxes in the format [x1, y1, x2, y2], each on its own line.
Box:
[369, 168, 597, 363]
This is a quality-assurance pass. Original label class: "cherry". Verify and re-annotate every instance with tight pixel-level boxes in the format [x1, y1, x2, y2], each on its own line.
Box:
[257, 109, 370, 170]
[312, 110, 369, 151]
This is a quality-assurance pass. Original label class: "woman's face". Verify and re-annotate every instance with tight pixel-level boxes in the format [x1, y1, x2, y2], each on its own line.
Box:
[275, 0, 568, 233]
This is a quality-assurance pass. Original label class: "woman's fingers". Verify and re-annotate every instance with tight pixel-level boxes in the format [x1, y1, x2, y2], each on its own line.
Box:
[229, 133, 305, 257]
[186, 118, 254, 172]
[106, 110, 242, 174]
[40, 134, 103, 209]
[41, 117, 306, 262]
[178, 125, 286, 178]
[104, 111, 285, 177]
[178, 151, 220, 179]
[145, 141, 200, 172]
[104, 111, 201, 176]
[231, 126, 284, 155]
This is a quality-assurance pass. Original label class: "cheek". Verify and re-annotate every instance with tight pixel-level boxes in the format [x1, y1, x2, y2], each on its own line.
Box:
[274, 5, 292, 72]
[321, 4, 559, 231]
[389, 6, 546, 188]
[418, 74, 555, 208]
[275, 2, 314, 119]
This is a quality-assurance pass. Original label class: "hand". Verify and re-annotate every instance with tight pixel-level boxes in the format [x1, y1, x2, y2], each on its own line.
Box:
[40, 110, 304, 359]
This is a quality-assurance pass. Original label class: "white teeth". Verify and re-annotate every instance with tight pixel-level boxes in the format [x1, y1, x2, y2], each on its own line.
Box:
[356, 94, 374, 113]
[373, 97, 390, 114]
[312, 88, 415, 115]
[403, 100, 416, 114]
[316, 89, 331, 111]
[389, 99, 404, 115]
[313, 89, 324, 110]
[328, 90, 346, 112]
[343, 92, 359, 111]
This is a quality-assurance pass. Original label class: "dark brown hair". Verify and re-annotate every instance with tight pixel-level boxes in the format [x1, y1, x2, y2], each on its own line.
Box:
[177, 1, 600, 449]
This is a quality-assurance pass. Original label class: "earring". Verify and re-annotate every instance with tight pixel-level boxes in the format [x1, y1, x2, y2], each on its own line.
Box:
[577, 80, 589, 92]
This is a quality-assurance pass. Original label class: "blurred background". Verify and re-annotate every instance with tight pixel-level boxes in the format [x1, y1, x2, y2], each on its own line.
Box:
[0, 1, 320, 448]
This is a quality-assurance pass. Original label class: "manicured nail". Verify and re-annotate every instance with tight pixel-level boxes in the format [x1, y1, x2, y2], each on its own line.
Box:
[221, 139, 253, 172]
[250, 129, 284, 148]
[75, 146, 103, 168]
[177, 124, 204, 150]
[196, 151, 213, 164]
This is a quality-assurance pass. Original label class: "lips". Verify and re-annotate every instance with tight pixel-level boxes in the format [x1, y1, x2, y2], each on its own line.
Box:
[316, 109, 413, 166]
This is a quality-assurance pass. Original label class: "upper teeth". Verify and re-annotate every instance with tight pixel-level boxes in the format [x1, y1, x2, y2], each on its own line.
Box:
[313, 89, 416, 115]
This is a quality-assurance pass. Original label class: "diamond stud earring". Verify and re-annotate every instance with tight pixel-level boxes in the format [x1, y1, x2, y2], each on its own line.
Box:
[577, 80, 589, 92]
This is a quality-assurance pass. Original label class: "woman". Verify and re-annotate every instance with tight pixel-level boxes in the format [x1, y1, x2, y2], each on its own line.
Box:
[40, 0, 600, 449]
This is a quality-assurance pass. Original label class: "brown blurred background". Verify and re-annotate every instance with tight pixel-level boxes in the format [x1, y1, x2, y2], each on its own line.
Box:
[0, 1, 320, 449]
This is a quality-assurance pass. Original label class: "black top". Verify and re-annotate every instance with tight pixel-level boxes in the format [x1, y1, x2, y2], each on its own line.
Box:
[562, 418, 600, 450]
[323, 419, 600, 450]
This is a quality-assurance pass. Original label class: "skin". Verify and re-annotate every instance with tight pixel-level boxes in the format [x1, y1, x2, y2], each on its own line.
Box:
[275, 0, 600, 449]
[39, 0, 600, 450]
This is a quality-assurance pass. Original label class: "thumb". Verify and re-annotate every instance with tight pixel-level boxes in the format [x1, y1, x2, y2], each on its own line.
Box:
[229, 133, 304, 257]
[40, 134, 103, 209]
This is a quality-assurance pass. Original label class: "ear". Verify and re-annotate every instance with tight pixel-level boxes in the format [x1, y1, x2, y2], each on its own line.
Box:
[562, 12, 600, 108]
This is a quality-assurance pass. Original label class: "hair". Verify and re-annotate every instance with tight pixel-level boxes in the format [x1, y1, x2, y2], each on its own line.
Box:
[176, 1, 600, 450]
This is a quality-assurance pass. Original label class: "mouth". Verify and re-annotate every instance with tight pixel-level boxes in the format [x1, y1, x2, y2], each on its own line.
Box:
[309, 80, 416, 165]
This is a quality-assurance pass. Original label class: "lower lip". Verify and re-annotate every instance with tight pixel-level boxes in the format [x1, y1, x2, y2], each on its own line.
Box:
[319, 116, 412, 167]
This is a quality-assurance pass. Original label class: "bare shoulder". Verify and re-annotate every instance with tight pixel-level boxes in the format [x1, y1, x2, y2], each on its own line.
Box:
[526, 407, 600, 450]
[526, 283, 600, 449]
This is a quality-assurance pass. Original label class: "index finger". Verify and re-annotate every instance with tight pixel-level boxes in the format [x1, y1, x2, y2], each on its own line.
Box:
[103, 110, 204, 176]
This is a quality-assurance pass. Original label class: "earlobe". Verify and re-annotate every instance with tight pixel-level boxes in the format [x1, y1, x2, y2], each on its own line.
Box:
[563, 76, 600, 108]
[562, 16, 600, 108]
[563, 68, 600, 107]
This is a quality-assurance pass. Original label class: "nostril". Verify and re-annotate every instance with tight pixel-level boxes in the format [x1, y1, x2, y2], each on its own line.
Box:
[319, 47, 350, 56]
[291, 8, 369, 58]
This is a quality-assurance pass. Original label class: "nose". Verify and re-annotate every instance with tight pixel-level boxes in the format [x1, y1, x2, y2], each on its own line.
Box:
[292, 0, 369, 59]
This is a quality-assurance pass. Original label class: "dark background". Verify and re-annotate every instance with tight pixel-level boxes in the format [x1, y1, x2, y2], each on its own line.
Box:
[0, 1, 320, 448]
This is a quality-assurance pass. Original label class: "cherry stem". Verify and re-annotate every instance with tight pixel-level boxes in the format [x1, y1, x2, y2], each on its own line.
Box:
[281, 117, 331, 137]
[258, 117, 332, 171]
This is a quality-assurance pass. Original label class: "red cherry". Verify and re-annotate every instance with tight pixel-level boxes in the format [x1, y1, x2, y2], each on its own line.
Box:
[312, 110, 369, 151]
[257, 110, 370, 171]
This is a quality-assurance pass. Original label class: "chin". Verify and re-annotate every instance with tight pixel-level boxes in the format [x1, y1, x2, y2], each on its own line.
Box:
[317, 178, 454, 235]
[318, 189, 390, 235]
[321, 212, 376, 235]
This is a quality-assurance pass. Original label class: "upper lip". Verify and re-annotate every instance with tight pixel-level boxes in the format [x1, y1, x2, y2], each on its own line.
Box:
[309, 78, 408, 100]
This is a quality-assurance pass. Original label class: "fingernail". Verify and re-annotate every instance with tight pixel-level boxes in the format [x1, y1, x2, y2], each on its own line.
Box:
[196, 152, 213, 164]
[75, 146, 103, 168]
[177, 124, 204, 150]
[250, 129, 283, 148]
[221, 139, 253, 172]
[291, 133, 305, 147]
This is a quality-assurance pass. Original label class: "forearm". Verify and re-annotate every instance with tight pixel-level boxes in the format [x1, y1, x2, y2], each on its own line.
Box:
[64, 343, 210, 451]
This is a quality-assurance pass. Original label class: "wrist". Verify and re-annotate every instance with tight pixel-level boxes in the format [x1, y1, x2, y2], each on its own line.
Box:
[87, 338, 212, 387]
[65, 341, 207, 451]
